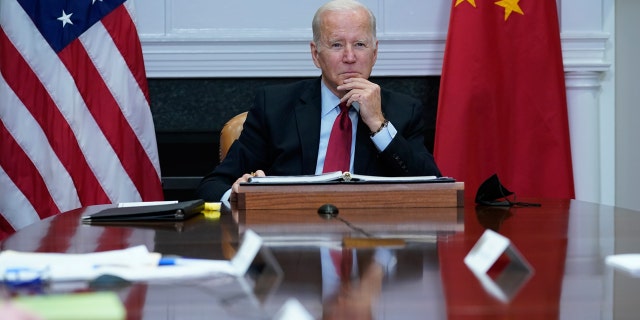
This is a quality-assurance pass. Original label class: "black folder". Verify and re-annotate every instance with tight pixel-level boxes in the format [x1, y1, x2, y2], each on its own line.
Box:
[82, 199, 205, 222]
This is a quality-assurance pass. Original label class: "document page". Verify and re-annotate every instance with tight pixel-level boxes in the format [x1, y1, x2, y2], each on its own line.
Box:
[246, 171, 443, 184]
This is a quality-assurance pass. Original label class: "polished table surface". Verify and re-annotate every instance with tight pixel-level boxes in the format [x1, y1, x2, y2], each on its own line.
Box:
[2, 199, 640, 319]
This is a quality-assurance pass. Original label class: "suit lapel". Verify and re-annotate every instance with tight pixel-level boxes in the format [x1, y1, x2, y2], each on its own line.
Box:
[292, 78, 385, 175]
[296, 78, 322, 174]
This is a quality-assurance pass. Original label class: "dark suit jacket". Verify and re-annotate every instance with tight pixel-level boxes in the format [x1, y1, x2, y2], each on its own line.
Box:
[196, 78, 441, 201]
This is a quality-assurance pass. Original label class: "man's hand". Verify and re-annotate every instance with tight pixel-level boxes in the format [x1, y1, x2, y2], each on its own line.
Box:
[231, 169, 265, 194]
[337, 78, 385, 133]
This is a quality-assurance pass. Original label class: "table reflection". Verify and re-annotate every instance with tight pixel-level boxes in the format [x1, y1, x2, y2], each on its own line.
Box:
[2, 200, 640, 319]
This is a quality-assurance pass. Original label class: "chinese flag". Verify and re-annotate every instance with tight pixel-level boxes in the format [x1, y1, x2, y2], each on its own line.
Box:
[434, 0, 574, 200]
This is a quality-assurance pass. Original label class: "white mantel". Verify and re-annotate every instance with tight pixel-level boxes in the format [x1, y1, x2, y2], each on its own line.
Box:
[134, 0, 610, 78]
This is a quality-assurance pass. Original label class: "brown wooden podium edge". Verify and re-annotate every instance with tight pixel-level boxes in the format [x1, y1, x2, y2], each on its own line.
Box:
[236, 182, 465, 209]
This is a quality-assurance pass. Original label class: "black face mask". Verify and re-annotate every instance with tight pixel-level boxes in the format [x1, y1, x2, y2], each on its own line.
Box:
[475, 174, 540, 207]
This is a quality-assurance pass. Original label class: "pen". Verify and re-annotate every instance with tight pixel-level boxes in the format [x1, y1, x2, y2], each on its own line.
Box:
[157, 257, 222, 267]
[157, 257, 214, 266]
[2, 267, 47, 288]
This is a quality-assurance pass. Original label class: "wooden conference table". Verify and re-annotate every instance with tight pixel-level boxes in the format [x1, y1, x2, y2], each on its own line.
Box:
[2, 198, 640, 319]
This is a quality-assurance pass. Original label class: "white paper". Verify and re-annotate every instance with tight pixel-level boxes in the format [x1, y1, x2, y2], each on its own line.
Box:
[469, 262, 533, 303]
[0, 230, 264, 283]
[464, 229, 511, 274]
[605, 254, 640, 276]
[464, 230, 534, 303]
[0, 245, 160, 282]
[118, 200, 178, 208]
[247, 171, 343, 184]
[230, 229, 264, 275]
[273, 298, 314, 320]
[247, 171, 437, 184]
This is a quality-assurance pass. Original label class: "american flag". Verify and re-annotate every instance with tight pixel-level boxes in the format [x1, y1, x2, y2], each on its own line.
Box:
[0, 0, 164, 239]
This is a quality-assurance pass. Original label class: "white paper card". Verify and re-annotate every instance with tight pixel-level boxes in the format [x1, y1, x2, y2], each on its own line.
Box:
[0, 229, 264, 283]
[470, 261, 533, 303]
[118, 200, 178, 207]
[464, 229, 511, 274]
[464, 229, 534, 303]
[272, 298, 314, 320]
[605, 254, 640, 276]
[230, 229, 264, 275]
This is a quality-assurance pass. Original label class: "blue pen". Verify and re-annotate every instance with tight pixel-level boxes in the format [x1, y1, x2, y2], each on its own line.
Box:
[158, 257, 179, 266]
[157, 257, 209, 266]
[2, 267, 47, 288]
[157, 257, 233, 272]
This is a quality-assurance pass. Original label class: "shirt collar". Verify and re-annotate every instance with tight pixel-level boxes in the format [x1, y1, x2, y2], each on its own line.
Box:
[320, 81, 340, 117]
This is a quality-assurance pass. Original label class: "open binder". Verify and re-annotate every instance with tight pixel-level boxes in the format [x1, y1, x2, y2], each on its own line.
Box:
[246, 171, 454, 185]
[82, 199, 205, 222]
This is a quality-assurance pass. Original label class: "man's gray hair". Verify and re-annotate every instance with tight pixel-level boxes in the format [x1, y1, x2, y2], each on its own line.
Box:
[312, 0, 377, 45]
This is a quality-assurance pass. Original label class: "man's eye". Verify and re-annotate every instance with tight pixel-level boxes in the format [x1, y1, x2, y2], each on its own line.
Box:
[331, 43, 343, 48]
[355, 42, 367, 48]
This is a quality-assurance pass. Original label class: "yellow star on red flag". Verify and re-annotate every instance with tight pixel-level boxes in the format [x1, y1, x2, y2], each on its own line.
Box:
[455, 0, 476, 7]
[495, 0, 524, 20]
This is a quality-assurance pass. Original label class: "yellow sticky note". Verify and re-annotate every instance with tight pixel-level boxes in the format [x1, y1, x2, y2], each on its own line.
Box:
[202, 210, 221, 219]
[14, 291, 125, 320]
[204, 202, 221, 211]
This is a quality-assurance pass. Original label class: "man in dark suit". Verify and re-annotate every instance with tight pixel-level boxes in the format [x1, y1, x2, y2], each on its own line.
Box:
[197, 0, 441, 202]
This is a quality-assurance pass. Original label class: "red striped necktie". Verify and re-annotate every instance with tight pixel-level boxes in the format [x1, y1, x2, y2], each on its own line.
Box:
[330, 248, 353, 283]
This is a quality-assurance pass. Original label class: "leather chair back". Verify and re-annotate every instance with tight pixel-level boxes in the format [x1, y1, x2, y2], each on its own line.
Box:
[219, 112, 248, 161]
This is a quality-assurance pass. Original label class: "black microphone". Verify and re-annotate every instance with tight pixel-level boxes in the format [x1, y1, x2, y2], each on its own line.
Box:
[317, 204, 373, 238]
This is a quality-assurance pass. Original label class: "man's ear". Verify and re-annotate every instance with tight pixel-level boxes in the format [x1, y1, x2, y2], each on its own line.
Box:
[310, 42, 321, 68]
[372, 40, 379, 62]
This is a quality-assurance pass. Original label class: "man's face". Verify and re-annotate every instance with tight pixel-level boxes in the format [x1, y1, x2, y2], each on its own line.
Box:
[311, 8, 378, 97]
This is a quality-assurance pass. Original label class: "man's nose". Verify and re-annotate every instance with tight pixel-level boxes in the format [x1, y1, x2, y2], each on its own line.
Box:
[342, 45, 357, 62]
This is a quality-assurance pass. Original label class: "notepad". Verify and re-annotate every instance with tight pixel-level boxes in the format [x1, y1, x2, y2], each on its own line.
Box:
[246, 171, 449, 184]
[82, 199, 205, 222]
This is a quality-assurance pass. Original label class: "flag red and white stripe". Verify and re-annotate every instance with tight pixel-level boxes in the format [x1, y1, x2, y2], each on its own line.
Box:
[0, 0, 163, 239]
